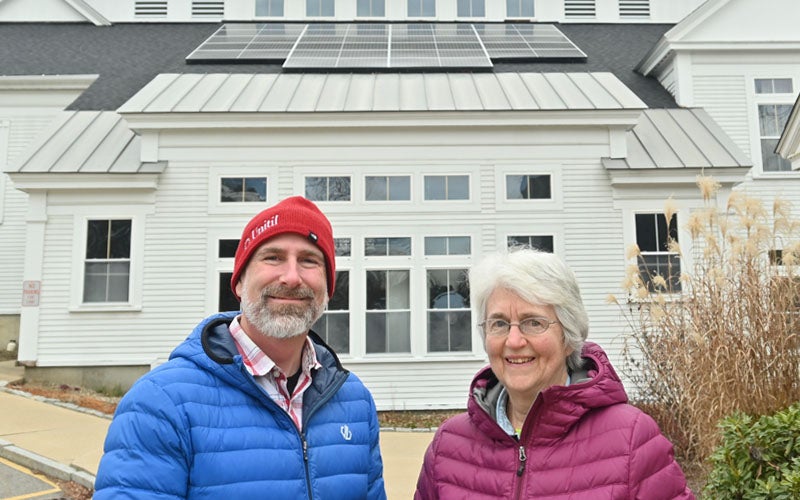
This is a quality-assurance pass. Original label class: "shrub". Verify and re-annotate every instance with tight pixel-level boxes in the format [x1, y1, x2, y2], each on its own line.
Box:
[612, 176, 800, 463]
[704, 402, 800, 499]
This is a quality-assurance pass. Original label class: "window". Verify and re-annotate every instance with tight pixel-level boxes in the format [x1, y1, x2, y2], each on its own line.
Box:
[408, 0, 435, 16]
[427, 269, 471, 352]
[508, 235, 554, 253]
[365, 176, 410, 201]
[217, 239, 240, 311]
[221, 177, 267, 203]
[312, 238, 352, 353]
[424, 175, 469, 200]
[758, 104, 793, 172]
[565, 0, 595, 18]
[366, 270, 411, 353]
[424, 236, 470, 256]
[83, 220, 132, 303]
[357, 0, 385, 16]
[507, 0, 534, 17]
[255, 0, 283, 16]
[365, 237, 411, 256]
[506, 174, 551, 200]
[313, 270, 350, 353]
[457, 0, 485, 17]
[619, 0, 649, 18]
[755, 78, 793, 94]
[635, 213, 680, 292]
[306, 0, 334, 16]
[305, 176, 351, 201]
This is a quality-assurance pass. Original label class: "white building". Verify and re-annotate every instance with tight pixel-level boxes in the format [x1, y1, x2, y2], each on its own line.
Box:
[1, 0, 798, 410]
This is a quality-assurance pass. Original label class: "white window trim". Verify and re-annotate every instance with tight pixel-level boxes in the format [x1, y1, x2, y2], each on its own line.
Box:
[749, 75, 799, 178]
[69, 208, 147, 312]
[208, 165, 280, 214]
[495, 164, 563, 211]
[363, 174, 413, 203]
[497, 224, 564, 256]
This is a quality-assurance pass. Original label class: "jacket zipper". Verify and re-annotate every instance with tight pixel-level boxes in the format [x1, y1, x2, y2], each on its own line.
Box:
[514, 445, 527, 499]
[302, 435, 313, 500]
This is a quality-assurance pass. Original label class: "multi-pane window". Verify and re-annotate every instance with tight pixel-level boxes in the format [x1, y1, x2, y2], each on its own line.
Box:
[635, 213, 680, 292]
[408, 0, 435, 16]
[508, 235, 554, 253]
[457, 0, 485, 17]
[755, 78, 793, 94]
[365, 235, 411, 353]
[365, 237, 412, 256]
[221, 177, 267, 203]
[507, 0, 534, 17]
[313, 270, 350, 353]
[84, 220, 131, 303]
[312, 238, 352, 353]
[758, 104, 793, 172]
[425, 237, 471, 353]
[357, 0, 385, 16]
[365, 175, 411, 201]
[506, 174, 551, 200]
[305, 176, 351, 201]
[255, 0, 283, 16]
[306, 0, 334, 16]
[366, 269, 411, 353]
[218, 239, 240, 311]
[424, 236, 470, 255]
[424, 175, 469, 200]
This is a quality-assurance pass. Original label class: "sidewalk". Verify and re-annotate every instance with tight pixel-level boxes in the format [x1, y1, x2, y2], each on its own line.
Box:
[0, 360, 434, 499]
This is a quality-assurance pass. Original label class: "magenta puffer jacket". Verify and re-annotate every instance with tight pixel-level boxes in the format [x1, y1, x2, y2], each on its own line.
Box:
[415, 343, 694, 499]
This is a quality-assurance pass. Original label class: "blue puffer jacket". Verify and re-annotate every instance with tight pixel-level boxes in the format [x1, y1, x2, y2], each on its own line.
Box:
[95, 311, 386, 499]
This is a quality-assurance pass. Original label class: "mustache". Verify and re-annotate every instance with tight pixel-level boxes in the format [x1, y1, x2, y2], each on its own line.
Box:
[259, 285, 315, 301]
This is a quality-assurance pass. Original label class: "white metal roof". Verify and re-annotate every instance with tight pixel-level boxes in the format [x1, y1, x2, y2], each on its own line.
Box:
[118, 72, 647, 114]
[7, 110, 165, 174]
[602, 108, 752, 170]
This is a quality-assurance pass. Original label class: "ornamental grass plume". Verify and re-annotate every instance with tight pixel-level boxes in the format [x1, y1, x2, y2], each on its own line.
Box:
[619, 177, 800, 469]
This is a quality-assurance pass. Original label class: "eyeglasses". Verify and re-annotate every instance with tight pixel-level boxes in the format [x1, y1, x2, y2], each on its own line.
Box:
[479, 317, 560, 337]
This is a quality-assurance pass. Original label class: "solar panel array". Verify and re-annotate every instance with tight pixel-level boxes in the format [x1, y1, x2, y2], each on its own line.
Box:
[186, 23, 586, 69]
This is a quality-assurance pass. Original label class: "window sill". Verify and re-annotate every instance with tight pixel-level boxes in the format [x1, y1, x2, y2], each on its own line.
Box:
[69, 303, 143, 313]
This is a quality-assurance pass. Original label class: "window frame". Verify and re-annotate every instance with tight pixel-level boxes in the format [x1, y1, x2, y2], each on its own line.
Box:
[70, 210, 145, 312]
[751, 76, 796, 176]
[364, 175, 412, 202]
[356, 0, 385, 17]
[208, 166, 279, 214]
[633, 211, 682, 293]
[306, 0, 334, 17]
[496, 165, 562, 211]
[255, 0, 284, 17]
[457, 0, 485, 18]
[506, 0, 535, 18]
[407, 0, 436, 17]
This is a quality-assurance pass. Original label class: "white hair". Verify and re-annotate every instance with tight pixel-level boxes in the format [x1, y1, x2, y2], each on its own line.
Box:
[469, 247, 589, 371]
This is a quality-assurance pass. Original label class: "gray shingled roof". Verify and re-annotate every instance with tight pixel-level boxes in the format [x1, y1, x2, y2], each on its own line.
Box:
[0, 22, 677, 110]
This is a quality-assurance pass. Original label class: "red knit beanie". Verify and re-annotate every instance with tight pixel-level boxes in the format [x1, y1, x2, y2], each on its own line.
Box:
[230, 196, 336, 300]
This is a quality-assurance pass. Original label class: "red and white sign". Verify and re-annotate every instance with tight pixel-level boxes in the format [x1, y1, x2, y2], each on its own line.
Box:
[22, 280, 41, 307]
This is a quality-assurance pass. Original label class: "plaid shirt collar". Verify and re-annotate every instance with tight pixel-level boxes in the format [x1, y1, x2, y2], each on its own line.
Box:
[229, 315, 321, 379]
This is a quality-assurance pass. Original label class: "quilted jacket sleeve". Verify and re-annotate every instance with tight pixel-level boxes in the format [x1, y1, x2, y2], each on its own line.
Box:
[629, 411, 695, 500]
[367, 394, 388, 500]
[94, 378, 191, 499]
[413, 427, 441, 500]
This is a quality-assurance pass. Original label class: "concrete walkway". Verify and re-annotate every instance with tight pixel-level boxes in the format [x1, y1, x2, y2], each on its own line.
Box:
[0, 360, 434, 499]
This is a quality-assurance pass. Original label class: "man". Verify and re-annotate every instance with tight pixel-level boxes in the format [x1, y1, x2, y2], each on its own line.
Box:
[95, 196, 386, 499]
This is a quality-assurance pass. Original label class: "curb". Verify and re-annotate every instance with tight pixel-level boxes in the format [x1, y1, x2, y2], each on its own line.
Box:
[0, 438, 96, 490]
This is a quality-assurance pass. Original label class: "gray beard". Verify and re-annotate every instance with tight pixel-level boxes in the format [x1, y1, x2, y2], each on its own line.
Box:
[240, 284, 326, 340]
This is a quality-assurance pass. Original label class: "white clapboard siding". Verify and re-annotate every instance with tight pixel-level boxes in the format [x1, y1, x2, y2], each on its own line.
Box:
[693, 74, 750, 158]
[0, 114, 57, 313]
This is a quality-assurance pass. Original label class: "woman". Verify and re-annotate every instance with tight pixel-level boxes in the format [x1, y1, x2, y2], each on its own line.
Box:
[415, 248, 694, 499]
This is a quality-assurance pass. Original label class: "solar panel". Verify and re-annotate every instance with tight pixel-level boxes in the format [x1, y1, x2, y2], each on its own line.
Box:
[187, 23, 585, 68]
[477, 24, 587, 61]
[390, 24, 491, 69]
[187, 23, 306, 62]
